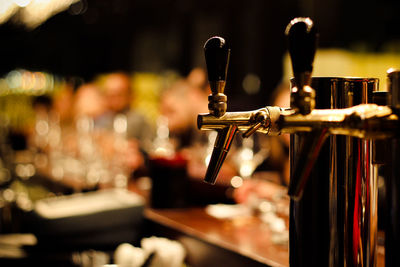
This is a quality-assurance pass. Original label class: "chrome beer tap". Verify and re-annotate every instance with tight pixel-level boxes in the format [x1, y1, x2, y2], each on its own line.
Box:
[199, 17, 400, 267]
[199, 18, 399, 190]
[202, 36, 237, 185]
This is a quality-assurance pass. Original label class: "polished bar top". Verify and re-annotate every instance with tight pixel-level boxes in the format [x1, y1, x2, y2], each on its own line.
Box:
[144, 207, 289, 267]
[128, 172, 386, 267]
[144, 207, 387, 267]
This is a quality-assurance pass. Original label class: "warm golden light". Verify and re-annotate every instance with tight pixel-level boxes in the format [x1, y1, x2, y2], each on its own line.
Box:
[0, 0, 79, 28]
[230, 176, 243, 188]
[0, 1, 18, 24]
[14, 0, 31, 7]
[1, 69, 55, 96]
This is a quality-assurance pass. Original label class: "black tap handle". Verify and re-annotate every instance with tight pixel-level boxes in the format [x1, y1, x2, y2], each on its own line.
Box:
[286, 17, 317, 115]
[204, 36, 230, 85]
[286, 17, 317, 78]
[204, 36, 230, 117]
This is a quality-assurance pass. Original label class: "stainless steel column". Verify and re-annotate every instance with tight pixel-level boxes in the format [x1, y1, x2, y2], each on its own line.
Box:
[289, 77, 379, 267]
[385, 69, 400, 267]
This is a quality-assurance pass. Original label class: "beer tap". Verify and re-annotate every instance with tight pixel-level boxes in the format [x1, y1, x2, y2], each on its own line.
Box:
[198, 18, 400, 191]
[284, 17, 320, 199]
[203, 36, 237, 184]
[199, 16, 400, 267]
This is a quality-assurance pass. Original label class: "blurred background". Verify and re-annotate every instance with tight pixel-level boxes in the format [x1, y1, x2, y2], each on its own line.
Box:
[1, 0, 400, 109]
[0, 0, 400, 266]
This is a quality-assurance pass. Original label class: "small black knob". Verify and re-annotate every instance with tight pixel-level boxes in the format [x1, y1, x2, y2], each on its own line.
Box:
[286, 17, 317, 76]
[204, 36, 230, 84]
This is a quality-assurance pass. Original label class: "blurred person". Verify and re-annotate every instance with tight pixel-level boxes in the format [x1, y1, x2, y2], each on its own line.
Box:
[160, 67, 211, 142]
[73, 83, 106, 119]
[157, 69, 238, 206]
[53, 78, 79, 126]
[160, 69, 237, 182]
[55, 82, 107, 158]
[159, 78, 207, 149]
[186, 67, 209, 92]
[97, 72, 154, 144]
[46, 78, 82, 155]
[95, 72, 153, 177]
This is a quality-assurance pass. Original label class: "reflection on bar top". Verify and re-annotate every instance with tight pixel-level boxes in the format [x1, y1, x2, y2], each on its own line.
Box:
[34, 188, 144, 219]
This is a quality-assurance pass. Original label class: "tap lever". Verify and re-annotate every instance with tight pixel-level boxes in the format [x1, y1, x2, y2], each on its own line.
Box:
[204, 125, 238, 184]
[286, 17, 317, 115]
[204, 36, 231, 117]
[242, 122, 263, 138]
[242, 112, 268, 138]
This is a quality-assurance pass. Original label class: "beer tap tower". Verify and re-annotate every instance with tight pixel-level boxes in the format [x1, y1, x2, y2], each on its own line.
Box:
[198, 18, 400, 266]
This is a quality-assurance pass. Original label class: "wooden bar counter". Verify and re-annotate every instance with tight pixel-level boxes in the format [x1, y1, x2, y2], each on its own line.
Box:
[129, 178, 385, 267]
[143, 206, 386, 267]
[144, 207, 289, 267]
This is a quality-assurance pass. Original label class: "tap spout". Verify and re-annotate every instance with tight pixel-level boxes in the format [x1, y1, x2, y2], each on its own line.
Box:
[204, 125, 238, 184]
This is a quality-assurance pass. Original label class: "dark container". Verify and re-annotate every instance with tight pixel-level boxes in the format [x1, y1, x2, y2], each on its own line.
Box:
[149, 155, 189, 209]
